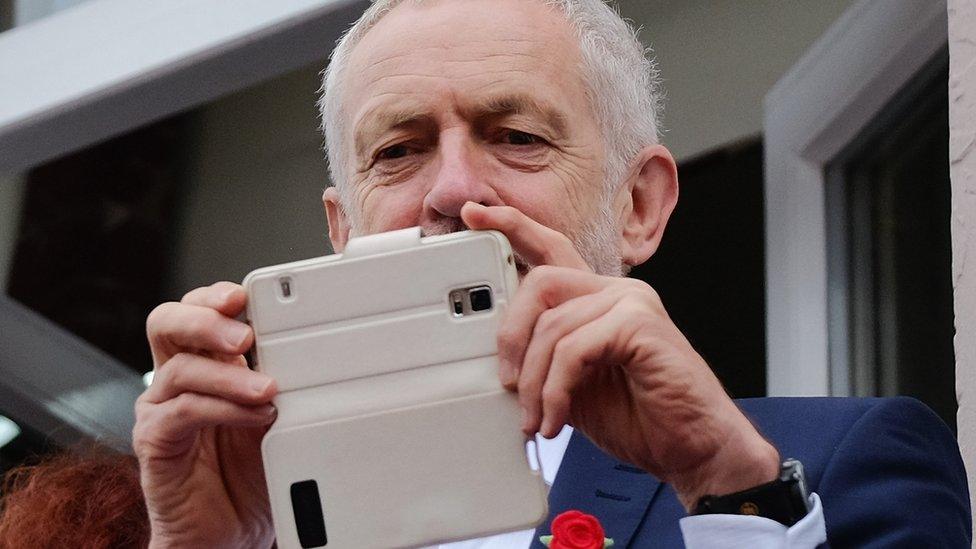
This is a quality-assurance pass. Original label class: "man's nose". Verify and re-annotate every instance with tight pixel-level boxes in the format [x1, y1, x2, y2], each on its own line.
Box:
[423, 133, 501, 219]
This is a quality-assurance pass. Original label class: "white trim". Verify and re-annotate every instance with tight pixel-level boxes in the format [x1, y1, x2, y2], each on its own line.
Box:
[763, 0, 947, 396]
[0, 0, 368, 173]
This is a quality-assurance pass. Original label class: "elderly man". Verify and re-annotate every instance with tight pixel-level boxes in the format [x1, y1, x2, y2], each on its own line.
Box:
[133, 0, 970, 547]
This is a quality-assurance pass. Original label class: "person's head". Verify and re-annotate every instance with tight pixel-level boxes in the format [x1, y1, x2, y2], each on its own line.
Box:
[318, 0, 678, 276]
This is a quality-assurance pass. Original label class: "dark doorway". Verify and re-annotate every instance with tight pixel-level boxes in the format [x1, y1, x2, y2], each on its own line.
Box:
[632, 138, 767, 399]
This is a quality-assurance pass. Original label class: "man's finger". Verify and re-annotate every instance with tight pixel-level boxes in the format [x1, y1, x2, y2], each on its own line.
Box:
[497, 266, 609, 383]
[514, 291, 619, 435]
[540, 302, 637, 437]
[142, 352, 276, 406]
[180, 281, 247, 317]
[460, 202, 590, 270]
[147, 302, 254, 365]
[134, 393, 276, 458]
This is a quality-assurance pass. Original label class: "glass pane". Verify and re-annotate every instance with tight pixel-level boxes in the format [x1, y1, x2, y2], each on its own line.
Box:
[826, 48, 954, 430]
[1, 0, 96, 32]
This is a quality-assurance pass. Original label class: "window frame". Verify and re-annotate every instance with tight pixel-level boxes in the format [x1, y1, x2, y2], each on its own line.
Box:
[763, 0, 947, 396]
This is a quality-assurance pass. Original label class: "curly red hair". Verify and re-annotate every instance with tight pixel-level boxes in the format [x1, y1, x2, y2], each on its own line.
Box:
[0, 448, 149, 548]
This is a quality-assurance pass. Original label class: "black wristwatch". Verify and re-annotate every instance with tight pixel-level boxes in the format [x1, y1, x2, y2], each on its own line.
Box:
[692, 458, 812, 526]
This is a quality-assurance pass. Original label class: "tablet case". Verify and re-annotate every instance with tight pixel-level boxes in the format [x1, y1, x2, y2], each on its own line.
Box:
[244, 228, 548, 548]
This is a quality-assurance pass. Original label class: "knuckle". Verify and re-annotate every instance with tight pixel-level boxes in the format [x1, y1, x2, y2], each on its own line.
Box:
[552, 336, 577, 360]
[630, 279, 661, 303]
[134, 390, 152, 409]
[496, 325, 520, 354]
[524, 265, 554, 289]
[168, 393, 195, 422]
[161, 359, 188, 390]
[131, 425, 147, 453]
[133, 398, 149, 423]
[185, 308, 220, 338]
[180, 286, 202, 303]
[146, 301, 178, 334]
[625, 277, 649, 291]
[166, 352, 195, 373]
[532, 264, 556, 279]
[517, 374, 542, 396]
[495, 206, 519, 226]
[210, 280, 239, 293]
[615, 297, 640, 315]
[131, 409, 155, 456]
[209, 377, 238, 396]
[541, 386, 568, 410]
[534, 309, 560, 336]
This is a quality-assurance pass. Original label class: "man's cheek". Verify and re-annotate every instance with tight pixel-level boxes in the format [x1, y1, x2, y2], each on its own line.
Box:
[360, 186, 425, 234]
[547, 155, 604, 221]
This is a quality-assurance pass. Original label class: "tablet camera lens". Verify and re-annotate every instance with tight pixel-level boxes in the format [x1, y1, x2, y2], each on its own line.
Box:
[469, 287, 492, 312]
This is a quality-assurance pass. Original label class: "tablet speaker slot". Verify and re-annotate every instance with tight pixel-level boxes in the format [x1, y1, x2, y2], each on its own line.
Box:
[290, 480, 328, 548]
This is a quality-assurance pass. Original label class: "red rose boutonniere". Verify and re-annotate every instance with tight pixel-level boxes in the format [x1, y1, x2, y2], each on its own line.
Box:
[539, 510, 614, 549]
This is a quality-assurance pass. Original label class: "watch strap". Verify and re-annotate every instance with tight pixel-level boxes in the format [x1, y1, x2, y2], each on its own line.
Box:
[692, 459, 811, 527]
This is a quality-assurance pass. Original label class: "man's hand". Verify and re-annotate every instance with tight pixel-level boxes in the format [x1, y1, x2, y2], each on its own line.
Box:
[134, 282, 277, 548]
[461, 202, 780, 511]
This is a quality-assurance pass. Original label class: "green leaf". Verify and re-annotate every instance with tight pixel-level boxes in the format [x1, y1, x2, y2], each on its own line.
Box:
[604, 538, 615, 548]
[539, 535, 553, 547]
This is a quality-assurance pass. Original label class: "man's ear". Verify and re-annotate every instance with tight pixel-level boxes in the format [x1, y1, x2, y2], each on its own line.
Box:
[323, 187, 352, 253]
[614, 144, 679, 267]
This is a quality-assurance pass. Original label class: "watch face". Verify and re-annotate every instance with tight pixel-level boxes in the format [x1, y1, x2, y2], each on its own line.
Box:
[782, 459, 811, 507]
[739, 502, 760, 515]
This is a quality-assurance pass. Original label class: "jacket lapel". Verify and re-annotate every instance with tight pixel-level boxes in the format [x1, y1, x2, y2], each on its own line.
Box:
[530, 430, 661, 548]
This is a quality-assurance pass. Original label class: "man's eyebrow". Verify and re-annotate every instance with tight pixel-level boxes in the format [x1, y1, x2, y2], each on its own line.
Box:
[352, 95, 570, 158]
[469, 94, 569, 137]
[353, 106, 433, 158]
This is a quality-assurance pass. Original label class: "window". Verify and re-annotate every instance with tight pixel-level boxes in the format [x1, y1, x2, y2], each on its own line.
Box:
[825, 50, 954, 428]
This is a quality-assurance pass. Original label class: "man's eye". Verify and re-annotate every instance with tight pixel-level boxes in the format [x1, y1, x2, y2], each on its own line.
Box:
[503, 130, 544, 146]
[377, 144, 410, 160]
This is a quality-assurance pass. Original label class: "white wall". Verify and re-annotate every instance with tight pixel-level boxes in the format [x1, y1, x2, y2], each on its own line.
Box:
[616, 0, 853, 161]
[171, 62, 333, 296]
[949, 0, 976, 519]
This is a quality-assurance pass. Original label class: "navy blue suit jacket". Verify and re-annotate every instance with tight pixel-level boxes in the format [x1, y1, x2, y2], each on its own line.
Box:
[529, 397, 971, 548]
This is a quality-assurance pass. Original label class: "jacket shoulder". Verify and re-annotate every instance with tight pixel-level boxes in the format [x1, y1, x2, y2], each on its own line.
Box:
[737, 396, 971, 547]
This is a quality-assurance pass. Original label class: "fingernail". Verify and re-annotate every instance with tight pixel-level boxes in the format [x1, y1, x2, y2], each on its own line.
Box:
[499, 359, 515, 386]
[225, 323, 250, 348]
[220, 286, 238, 303]
[252, 378, 272, 394]
[261, 405, 277, 420]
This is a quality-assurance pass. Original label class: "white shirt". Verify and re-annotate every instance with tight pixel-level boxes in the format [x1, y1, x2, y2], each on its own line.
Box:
[434, 426, 826, 549]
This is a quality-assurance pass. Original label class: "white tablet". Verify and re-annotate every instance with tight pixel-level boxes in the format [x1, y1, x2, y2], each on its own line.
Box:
[244, 227, 547, 549]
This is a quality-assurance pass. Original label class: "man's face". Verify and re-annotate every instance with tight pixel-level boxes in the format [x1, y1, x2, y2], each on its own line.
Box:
[332, 0, 619, 272]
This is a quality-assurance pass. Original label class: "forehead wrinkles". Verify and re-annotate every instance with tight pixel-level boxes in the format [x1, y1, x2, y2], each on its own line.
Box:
[343, 0, 585, 96]
[347, 52, 585, 154]
[352, 39, 563, 95]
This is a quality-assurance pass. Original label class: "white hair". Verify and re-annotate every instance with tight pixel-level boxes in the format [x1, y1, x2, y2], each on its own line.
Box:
[317, 0, 662, 208]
